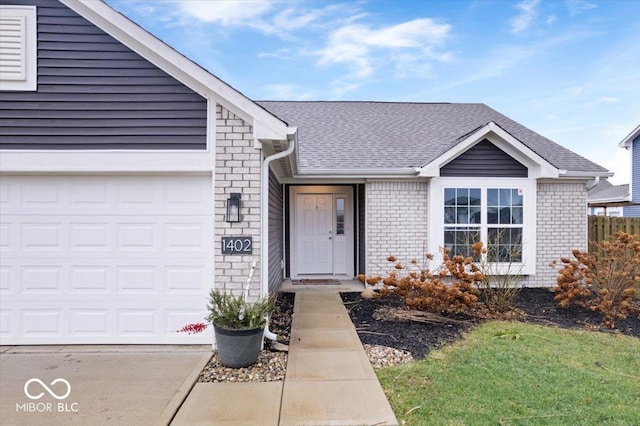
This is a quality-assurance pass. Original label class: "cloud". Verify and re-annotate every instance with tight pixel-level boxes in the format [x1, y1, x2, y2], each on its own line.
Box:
[510, 0, 540, 34]
[315, 18, 452, 79]
[565, 0, 597, 16]
[597, 97, 620, 104]
[111, 0, 453, 98]
[261, 83, 318, 100]
[174, 0, 273, 26]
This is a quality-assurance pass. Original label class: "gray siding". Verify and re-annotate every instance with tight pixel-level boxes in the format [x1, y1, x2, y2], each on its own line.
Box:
[0, 0, 207, 149]
[440, 139, 528, 177]
[268, 169, 284, 293]
[624, 136, 640, 217]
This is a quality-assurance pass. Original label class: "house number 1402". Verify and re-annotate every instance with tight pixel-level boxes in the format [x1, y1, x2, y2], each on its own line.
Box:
[221, 237, 253, 255]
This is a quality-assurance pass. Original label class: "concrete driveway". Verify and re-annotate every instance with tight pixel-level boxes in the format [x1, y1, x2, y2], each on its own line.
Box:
[0, 345, 210, 426]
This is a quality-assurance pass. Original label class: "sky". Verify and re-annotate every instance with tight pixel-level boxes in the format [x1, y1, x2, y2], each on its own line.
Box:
[105, 0, 639, 184]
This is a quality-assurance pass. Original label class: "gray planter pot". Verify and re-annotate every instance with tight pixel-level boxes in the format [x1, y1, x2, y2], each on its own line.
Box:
[213, 325, 264, 368]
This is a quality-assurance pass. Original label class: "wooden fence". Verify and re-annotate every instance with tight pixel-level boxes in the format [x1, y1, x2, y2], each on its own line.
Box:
[588, 215, 640, 244]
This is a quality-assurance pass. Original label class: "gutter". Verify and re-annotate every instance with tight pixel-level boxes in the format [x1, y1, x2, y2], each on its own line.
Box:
[260, 132, 296, 341]
[286, 168, 419, 181]
[558, 170, 614, 179]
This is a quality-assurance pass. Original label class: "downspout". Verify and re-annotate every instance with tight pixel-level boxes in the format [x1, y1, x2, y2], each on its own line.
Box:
[261, 135, 296, 341]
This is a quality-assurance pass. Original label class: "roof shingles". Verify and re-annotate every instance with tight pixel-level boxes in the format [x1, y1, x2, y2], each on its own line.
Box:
[256, 101, 608, 175]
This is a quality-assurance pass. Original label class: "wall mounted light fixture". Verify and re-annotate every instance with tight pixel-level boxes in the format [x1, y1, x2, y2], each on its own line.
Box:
[226, 193, 241, 223]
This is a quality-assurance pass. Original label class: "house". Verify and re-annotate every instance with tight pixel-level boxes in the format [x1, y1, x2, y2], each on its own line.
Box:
[0, 0, 612, 346]
[587, 180, 629, 217]
[619, 125, 640, 217]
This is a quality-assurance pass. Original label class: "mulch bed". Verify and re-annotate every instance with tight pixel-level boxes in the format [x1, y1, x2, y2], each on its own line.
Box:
[203, 289, 638, 381]
[341, 288, 640, 359]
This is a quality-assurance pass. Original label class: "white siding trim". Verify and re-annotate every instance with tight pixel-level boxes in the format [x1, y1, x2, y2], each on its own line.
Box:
[0, 5, 36, 91]
[428, 177, 537, 275]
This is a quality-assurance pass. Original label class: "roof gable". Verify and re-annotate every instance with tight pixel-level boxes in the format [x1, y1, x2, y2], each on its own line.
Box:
[61, 0, 287, 141]
[440, 139, 528, 178]
[619, 124, 640, 148]
[418, 122, 558, 179]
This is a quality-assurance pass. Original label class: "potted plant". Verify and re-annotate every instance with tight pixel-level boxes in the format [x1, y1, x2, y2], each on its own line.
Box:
[179, 289, 275, 368]
[206, 289, 274, 368]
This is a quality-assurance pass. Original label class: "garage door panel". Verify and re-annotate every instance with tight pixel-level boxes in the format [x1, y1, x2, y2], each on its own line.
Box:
[70, 266, 111, 292]
[22, 266, 64, 293]
[22, 182, 63, 206]
[0, 222, 12, 250]
[166, 267, 205, 292]
[70, 310, 110, 335]
[70, 222, 111, 250]
[0, 266, 12, 291]
[21, 222, 64, 251]
[0, 174, 213, 345]
[117, 266, 159, 292]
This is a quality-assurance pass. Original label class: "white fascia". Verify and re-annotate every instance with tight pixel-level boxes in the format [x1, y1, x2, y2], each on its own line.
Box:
[618, 124, 640, 148]
[0, 150, 215, 173]
[416, 122, 559, 179]
[557, 170, 614, 179]
[60, 0, 288, 141]
[291, 168, 418, 179]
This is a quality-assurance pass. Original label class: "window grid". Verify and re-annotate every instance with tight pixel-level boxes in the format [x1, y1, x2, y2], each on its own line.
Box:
[444, 187, 523, 262]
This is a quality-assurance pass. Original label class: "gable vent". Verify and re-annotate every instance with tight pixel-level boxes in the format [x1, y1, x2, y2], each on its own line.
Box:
[0, 15, 26, 80]
[440, 139, 528, 177]
[0, 5, 36, 91]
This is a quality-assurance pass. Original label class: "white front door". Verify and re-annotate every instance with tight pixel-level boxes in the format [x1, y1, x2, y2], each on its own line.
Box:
[292, 186, 354, 278]
[296, 194, 333, 274]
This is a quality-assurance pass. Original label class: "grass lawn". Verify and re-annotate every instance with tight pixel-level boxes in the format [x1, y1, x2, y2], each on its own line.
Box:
[377, 321, 640, 425]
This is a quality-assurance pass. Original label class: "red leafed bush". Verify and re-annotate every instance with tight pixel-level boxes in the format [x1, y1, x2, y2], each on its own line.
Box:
[551, 232, 640, 328]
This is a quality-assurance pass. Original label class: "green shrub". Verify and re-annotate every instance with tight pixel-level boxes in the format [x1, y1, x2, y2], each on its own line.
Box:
[206, 290, 274, 330]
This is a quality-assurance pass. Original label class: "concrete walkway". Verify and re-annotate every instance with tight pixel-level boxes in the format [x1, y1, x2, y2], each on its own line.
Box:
[171, 292, 398, 426]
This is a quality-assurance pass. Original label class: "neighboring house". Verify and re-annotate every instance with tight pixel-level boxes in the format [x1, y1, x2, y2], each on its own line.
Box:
[587, 180, 629, 217]
[0, 0, 612, 346]
[619, 125, 640, 217]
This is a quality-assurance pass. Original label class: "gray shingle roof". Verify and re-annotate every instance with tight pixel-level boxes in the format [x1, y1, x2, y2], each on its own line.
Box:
[256, 101, 608, 175]
[588, 180, 630, 202]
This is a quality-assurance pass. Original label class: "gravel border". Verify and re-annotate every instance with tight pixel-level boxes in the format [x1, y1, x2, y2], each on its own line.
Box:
[196, 292, 414, 383]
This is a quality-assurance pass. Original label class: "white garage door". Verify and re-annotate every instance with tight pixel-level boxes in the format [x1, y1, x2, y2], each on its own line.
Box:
[0, 174, 213, 345]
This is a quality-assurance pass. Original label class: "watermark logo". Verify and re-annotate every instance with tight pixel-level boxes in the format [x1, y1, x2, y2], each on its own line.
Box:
[24, 378, 71, 400]
[16, 378, 79, 414]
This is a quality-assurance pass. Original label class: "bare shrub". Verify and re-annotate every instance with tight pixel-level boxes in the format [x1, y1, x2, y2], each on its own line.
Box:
[550, 231, 640, 328]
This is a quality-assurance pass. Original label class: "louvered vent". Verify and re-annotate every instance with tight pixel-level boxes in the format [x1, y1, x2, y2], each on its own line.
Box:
[0, 15, 27, 81]
[0, 5, 36, 91]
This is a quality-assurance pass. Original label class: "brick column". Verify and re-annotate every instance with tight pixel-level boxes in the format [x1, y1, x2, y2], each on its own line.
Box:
[214, 105, 262, 300]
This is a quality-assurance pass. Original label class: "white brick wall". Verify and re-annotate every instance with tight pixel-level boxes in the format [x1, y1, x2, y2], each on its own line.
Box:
[364, 180, 587, 287]
[525, 181, 587, 287]
[215, 105, 262, 300]
[366, 181, 428, 276]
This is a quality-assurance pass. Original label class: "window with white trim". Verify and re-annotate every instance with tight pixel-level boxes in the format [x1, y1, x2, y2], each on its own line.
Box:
[445, 187, 524, 262]
[431, 178, 536, 274]
[0, 5, 37, 91]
